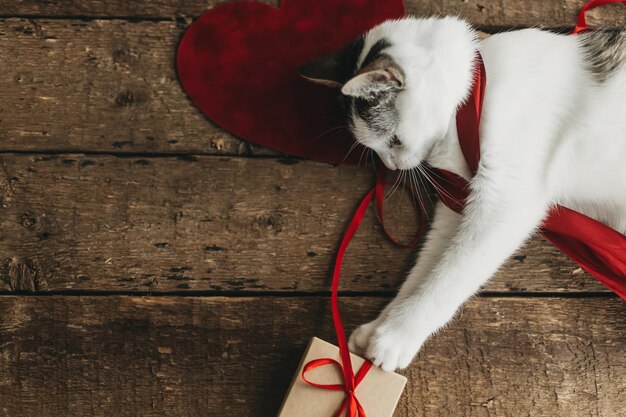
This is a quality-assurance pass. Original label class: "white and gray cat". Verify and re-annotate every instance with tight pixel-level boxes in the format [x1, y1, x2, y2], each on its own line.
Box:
[301, 17, 626, 371]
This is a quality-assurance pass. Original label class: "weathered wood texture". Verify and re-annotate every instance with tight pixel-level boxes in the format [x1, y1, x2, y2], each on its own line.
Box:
[0, 2, 622, 417]
[1, 10, 625, 155]
[0, 296, 624, 417]
[0, 19, 254, 155]
[0, 0, 624, 28]
[0, 154, 604, 293]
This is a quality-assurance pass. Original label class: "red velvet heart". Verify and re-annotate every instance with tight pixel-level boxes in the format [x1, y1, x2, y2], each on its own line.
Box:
[177, 0, 405, 164]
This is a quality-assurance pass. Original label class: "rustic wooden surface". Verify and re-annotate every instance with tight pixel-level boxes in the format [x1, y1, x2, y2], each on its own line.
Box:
[0, 154, 603, 294]
[0, 19, 251, 155]
[1, 12, 624, 155]
[0, 1, 624, 416]
[0, 0, 624, 27]
[0, 296, 624, 417]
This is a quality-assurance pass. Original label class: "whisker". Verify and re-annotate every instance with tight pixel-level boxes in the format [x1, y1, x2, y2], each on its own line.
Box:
[419, 165, 460, 204]
[357, 146, 369, 168]
[423, 165, 461, 186]
[315, 125, 345, 137]
[312, 125, 349, 143]
[386, 170, 404, 201]
[402, 171, 417, 222]
[412, 169, 433, 220]
[384, 172, 398, 201]
[413, 167, 434, 211]
[360, 148, 371, 169]
[315, 116, 349, 123]
[418, 165, 449, 201]
[407, 169, 419, 214]
[340, 141, 361, 165]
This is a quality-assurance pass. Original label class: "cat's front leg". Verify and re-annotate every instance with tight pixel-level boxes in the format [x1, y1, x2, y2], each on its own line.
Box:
[349, 202, 460, 355]
[365, 187, 548, 371]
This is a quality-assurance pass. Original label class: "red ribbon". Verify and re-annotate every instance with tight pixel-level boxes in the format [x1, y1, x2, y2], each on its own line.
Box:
[426, 0, 626, 301]
[573, 0, 626, 33]
[301, 2, 626, 415]
[302, 358, 372, 417]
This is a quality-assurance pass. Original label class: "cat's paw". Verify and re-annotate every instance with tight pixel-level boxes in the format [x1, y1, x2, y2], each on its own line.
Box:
[349, 320, 379, 355]
[365, 321, 425, 372]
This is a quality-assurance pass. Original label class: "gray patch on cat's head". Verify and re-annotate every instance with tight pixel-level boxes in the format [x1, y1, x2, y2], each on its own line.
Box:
[349, 85, 399, 136]
[299, 36, 405, 143]
[344, 40, 404, 137]
[579, 28, 626, 82]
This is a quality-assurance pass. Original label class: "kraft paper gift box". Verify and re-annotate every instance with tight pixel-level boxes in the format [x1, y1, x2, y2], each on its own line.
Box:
[277, 337, 407, 417]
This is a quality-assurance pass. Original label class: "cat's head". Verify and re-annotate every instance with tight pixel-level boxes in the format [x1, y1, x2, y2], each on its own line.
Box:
[300, 17, 477, 170]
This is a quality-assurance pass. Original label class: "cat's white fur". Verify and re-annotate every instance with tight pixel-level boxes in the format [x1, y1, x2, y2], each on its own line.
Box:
[347, 17, 626, 371]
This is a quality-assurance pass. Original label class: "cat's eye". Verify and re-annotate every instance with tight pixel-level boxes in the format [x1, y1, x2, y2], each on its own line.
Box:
[389, 135, 402, 148]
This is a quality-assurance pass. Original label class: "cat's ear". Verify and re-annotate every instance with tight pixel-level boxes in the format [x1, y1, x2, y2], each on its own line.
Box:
[299, 51, 345, 88]
[341, 56, 404, 98]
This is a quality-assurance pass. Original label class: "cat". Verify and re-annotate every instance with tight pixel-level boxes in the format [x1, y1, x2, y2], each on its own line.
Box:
[300, 16, 626, 372]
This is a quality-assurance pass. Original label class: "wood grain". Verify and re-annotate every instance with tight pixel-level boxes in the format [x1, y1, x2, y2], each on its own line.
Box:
[0, 2, 622, 416]
[0, 0, 624, 28]
[0, 154, 604, 293]
[406, 0, 626, 28]
[0, 18, 251, 155]
[1, 12, 624, 155]
[0, 295, 624, 416]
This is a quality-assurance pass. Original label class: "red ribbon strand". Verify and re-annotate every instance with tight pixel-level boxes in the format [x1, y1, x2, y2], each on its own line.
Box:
[301, 2, 626, 416]
[302, 358, 372, 417]
[426, 1, 626, 301]
[301, 185, 376, 417]
[573, 0, 626, 33]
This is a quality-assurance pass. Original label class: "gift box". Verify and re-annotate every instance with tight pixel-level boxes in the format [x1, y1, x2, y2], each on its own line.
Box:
[277, 337, 407, 417]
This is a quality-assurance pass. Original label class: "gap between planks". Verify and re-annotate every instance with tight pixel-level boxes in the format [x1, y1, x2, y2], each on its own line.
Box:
[0, 0, 624, 27]
[0, 290, 618, 298]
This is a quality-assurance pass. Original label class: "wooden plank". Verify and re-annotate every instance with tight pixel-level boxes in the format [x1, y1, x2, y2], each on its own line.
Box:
[0, 18, 252, 155]
[1, 15, 624, 156]
[0, 154, 605, 293]
[406, 0, 626, 28]
[0, 0, 624, 28]
[0, 295, 624, 416]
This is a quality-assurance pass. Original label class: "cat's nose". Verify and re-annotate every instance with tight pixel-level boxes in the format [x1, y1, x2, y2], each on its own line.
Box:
[380, 155, 397, 171]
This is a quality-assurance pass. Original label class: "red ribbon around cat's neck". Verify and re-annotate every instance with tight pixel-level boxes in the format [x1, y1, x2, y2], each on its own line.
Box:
[434, 0, 626, 301]
[302, 1, 626, 416]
